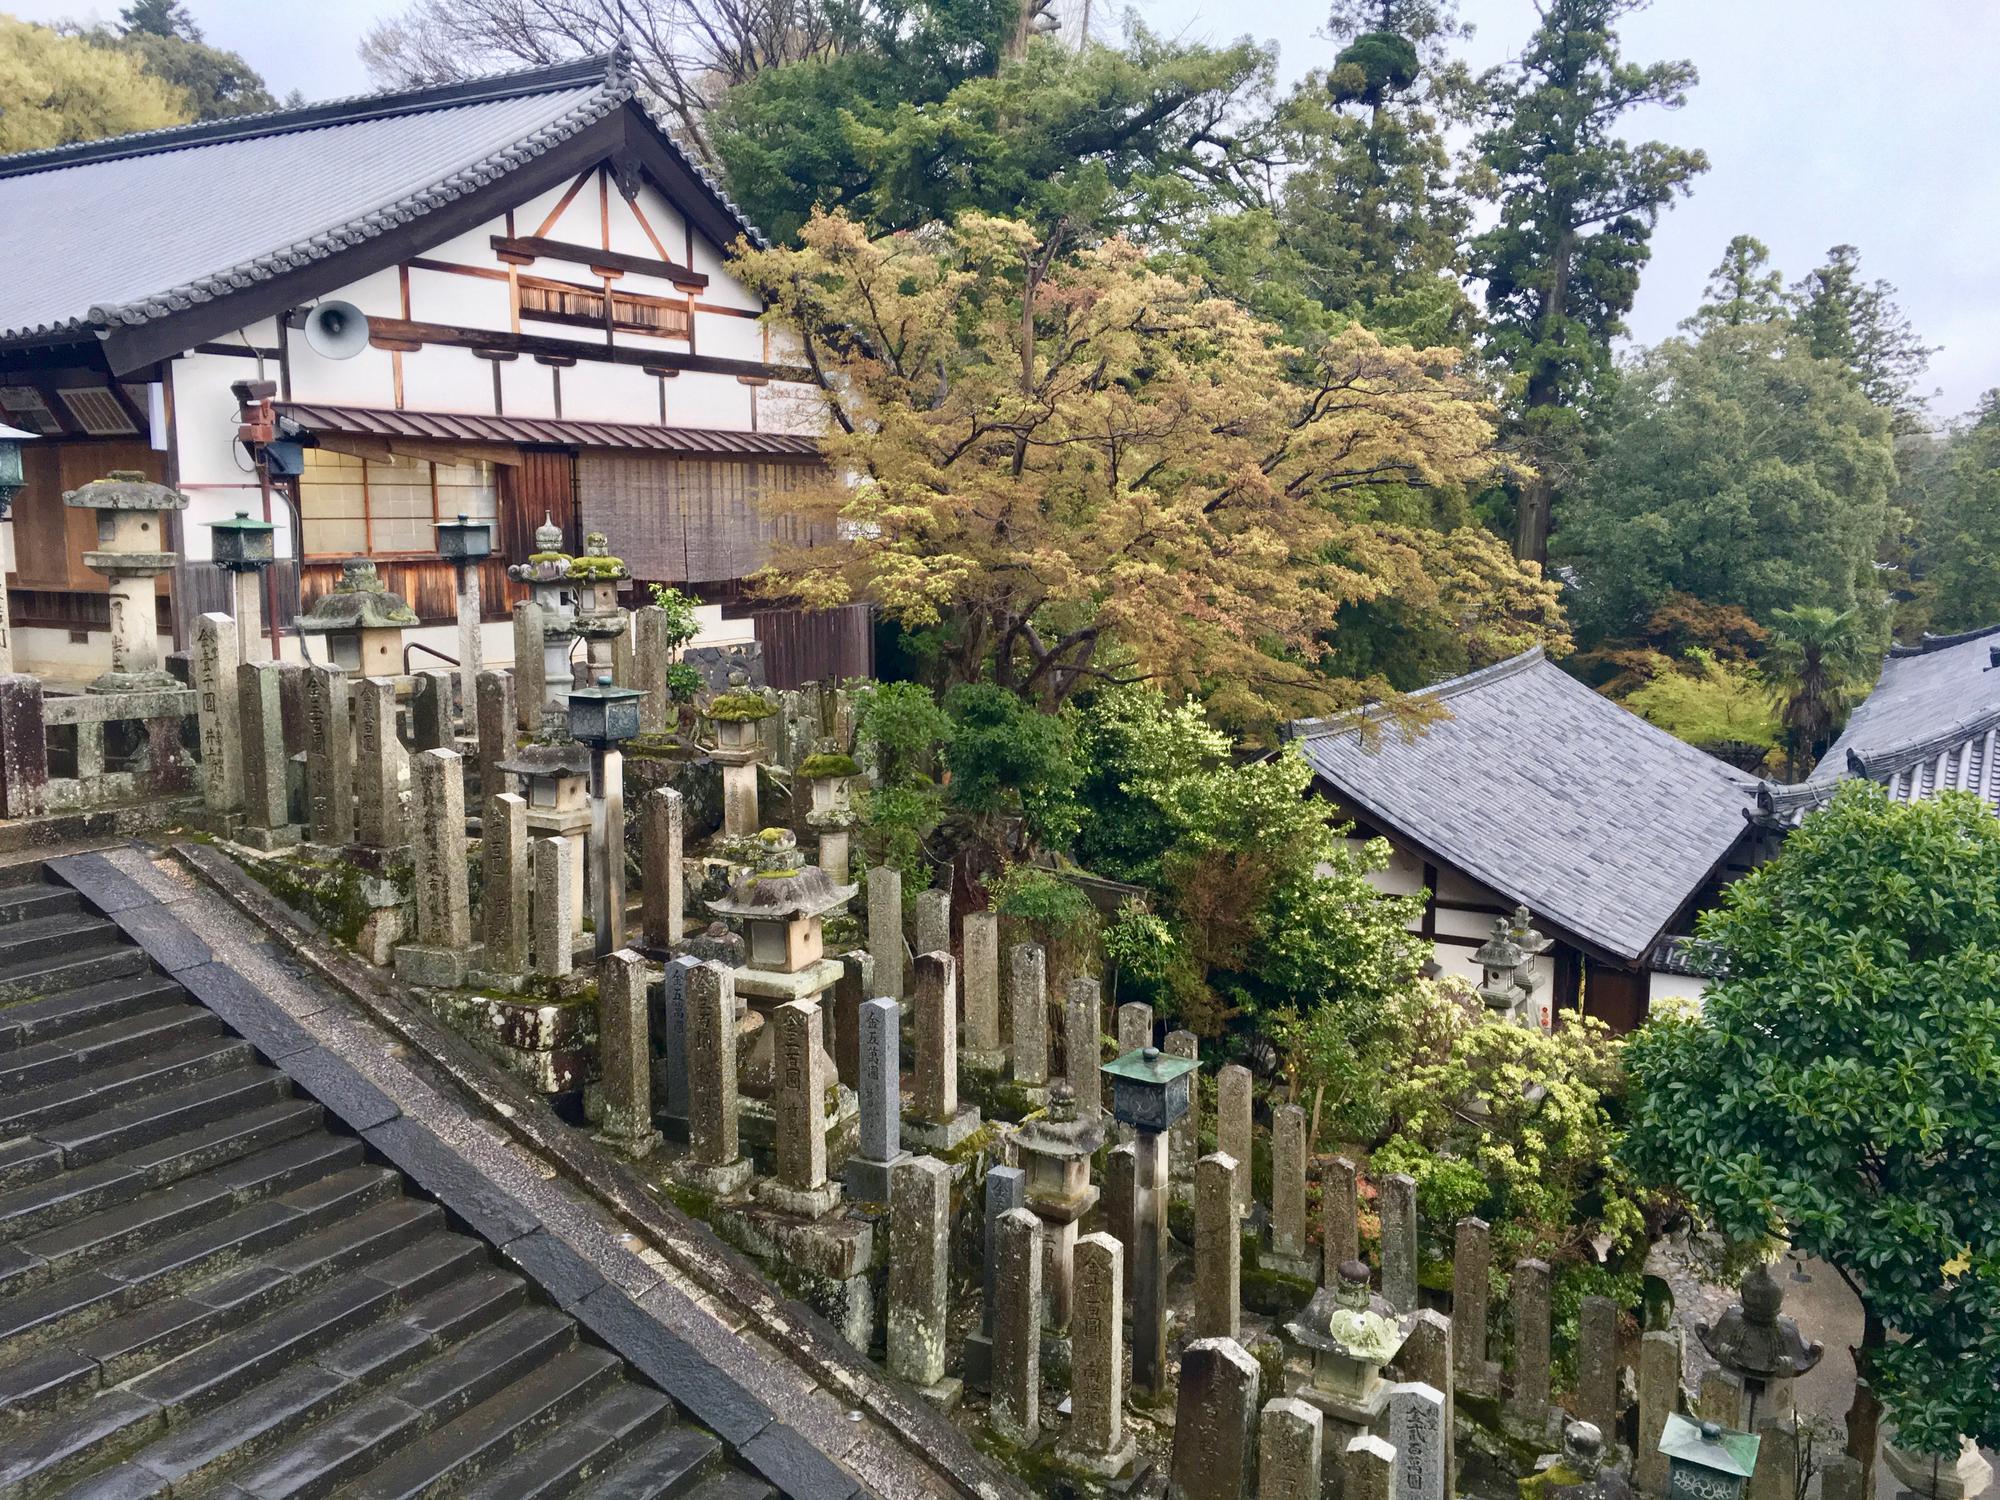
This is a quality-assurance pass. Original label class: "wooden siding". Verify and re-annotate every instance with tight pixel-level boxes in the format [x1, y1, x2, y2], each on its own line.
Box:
[577, 452, 828, 584]
[500, 448, 576, 558]
[752, 603, 873, 689]
[10, 439, 169, 594]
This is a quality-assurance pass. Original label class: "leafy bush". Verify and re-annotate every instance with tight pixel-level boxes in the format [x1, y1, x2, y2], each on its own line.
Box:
[1366, 986, 1655, 1268]
[990, 864, 1101, 981]
[665, 662, 704, 703]
[942, 683, 1082, 851]
[646, 583, 703, 653]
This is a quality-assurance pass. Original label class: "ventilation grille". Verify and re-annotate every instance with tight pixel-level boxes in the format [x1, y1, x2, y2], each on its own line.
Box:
[58, 387, 138, 436]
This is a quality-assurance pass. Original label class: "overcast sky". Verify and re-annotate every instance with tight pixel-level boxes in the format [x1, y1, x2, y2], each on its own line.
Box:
[18, 0, 1997, 418]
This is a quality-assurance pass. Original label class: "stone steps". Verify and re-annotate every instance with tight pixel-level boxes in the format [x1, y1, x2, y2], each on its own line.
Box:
[0, 859, 773, 1500]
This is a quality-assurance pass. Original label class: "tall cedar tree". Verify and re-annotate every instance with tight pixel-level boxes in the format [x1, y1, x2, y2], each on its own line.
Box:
[1200, 0, 1476, 351]
[1625, 782, 2000, 1479]
[1914, 393, 2000, 632]
[733, 211, 1566, 732]
[1469, 0, 1706, 563]
[1792, 244, 1938, 430]
[1681, 234, 1788, 336]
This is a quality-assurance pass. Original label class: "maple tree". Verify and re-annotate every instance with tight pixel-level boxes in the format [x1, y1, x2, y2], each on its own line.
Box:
[736, 210, 1565, 730]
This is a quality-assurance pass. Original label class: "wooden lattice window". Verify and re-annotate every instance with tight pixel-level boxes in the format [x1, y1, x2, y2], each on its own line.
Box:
[517, 275, 689, 339]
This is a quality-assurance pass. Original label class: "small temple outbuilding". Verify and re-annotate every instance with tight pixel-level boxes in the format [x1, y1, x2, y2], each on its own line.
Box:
[1284, 648, 1779, 1029]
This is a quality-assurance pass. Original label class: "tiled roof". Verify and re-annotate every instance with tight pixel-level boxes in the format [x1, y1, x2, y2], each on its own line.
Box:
[0, 857, 772, 1499]
[0, 53, 768, 347]
[283, 402, 821, 457]
[1285, 649, 1764, 963]
[1763, 624, 2000, 823]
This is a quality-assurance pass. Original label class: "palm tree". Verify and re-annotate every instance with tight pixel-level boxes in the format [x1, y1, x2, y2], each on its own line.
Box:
[1767, 606, 1868, 775]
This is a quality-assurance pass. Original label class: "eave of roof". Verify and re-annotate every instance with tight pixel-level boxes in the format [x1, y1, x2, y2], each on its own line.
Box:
[284, 401, 822, 458]
[0, 52, 770, 366]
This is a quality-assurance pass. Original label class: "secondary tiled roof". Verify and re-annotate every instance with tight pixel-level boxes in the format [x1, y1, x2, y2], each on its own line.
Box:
[1285, 649, 1764, 963]
[1760, 624, 2000, 824]
[283, 402, 822, 457]
[0, 857, 771, 1499]
[0, 53, 767, 347]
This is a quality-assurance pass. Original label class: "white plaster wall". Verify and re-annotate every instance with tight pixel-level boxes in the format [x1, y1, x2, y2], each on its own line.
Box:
[1647, 970, 1708, 1013]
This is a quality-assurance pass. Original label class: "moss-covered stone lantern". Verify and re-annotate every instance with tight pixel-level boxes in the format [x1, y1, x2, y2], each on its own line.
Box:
[64, 469, 188, 693]
[568, 531, 631, 685]
[705, 676, 777, 838]
[1285, 1258, 1407, 1432]
[799, 749, 860, 881]
[710, 832, 858, 1160]
[296, 558, 419, 677]
[1015, 1082, 1106, 1339]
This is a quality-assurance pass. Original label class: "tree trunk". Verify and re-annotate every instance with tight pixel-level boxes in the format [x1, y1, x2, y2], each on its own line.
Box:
[1516, 471, 1553, 564]
[1845, 1307, 1885, 1494]
[1309, 1081, 1325, 1152]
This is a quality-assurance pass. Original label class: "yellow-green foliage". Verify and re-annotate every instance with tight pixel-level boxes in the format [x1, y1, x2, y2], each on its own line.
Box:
[1370, 986, 1655, 1268]
[1621, 655, 1780, 756]
[0, 16, 189, 151]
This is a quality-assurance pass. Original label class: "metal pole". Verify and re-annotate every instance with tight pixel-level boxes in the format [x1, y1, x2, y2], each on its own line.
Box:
[1132, 1127, 1169, 1394]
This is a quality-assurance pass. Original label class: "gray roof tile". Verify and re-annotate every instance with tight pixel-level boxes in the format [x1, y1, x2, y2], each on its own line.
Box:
[0, 54, 766, 346]
[1287, 649, 1762, 962]
[1819, 623, 2000, 778]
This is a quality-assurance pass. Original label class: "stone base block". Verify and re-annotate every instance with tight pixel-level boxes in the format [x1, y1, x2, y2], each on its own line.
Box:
[843, 1152, 907, 1204]
[902, 1105, 982, 1152]
[1060, 1434, 1137, 1480]
[755, 1177, 844, 1218]
[962, 1049, 1007, 1074]
[670, 1155, 754, 1199]
[1262, 1246, 1317, 1281]
[236, 824, 302, 852]
[963, 1330, 994, 1394]
[394, 943, 470, 988]
[594, 1124, 665, 1160]
[1503, 1400, 1563, 1447]
[917, 1376, 963, 1411]
[1457, 1359, 1502, 1399]
[714, 1196, 875, 1282]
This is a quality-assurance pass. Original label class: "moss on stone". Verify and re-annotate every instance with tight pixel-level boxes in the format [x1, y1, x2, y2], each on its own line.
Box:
[706, 691, 776, 722]
[798, 753, 859, 779]
[237, 848, 408, 948]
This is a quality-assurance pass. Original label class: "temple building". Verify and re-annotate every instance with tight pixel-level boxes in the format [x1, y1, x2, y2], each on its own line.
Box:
[1759, 622, 2000, 825]
[1284, 648, 1780, 1030]
[0, 52, 869, 687]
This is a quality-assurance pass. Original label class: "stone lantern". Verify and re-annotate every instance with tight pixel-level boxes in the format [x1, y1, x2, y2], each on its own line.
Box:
[1104, 1044, 1196, 1395]
[1658, 1415, 1759, 1500]
[704, 674, 776, 838]
[799, 749, 860, 881]
[296, 558, 419, 677]
[707, 834, 858, 1158]
[208, 510, 277, 662]
[495, 740, 591, 934]
[569, 673, 646, 957]
[0, 424, 32, 674]
[1529, 1422, 1635, 1500]
[1474, 917, 1532, 1025]
[568, 531, 630, 686]
[506, 515, 579, 737]
[1285, 1259, 1406, 1432]
[435, 513, 492, 716]
[1695, 1261, 1824, 1429]
[1512, 904, 1554, 1029]
[1014, 1082, 1106, 1344]
[64, 470, 187, 694]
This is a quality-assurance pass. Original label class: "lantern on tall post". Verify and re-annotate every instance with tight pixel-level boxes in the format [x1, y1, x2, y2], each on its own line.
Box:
[568, 672, 645, 957]
[1103, 1043, 1197, 1395]
[208, 510, 277, 662]
[435, 512, 492, 718]
[64, 469, 188, 693]
[0, 424, 34, 674]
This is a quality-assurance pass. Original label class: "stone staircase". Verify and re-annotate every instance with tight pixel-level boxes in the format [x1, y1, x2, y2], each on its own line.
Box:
[0, 859, 773, 1500]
